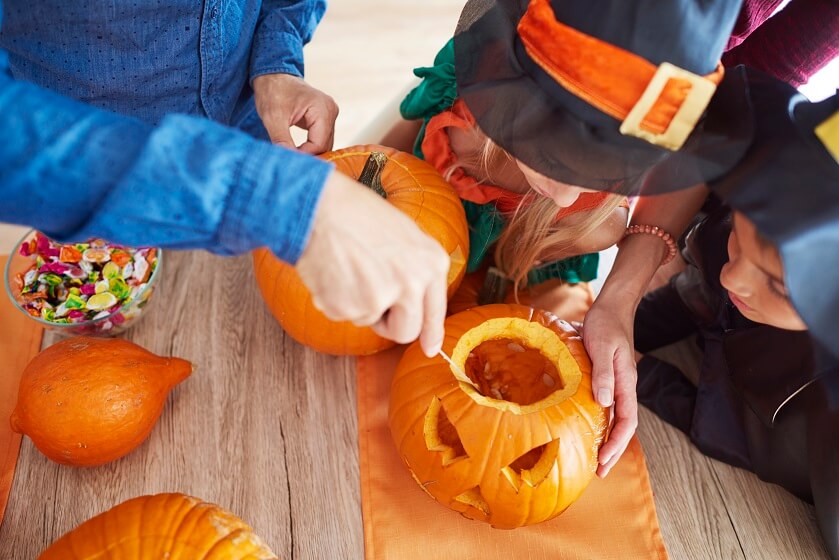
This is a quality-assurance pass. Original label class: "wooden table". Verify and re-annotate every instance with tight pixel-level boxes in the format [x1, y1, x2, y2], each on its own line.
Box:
[0, 251, 830, 559]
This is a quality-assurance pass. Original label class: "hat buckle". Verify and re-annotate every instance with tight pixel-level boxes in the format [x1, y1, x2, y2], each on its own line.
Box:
[620, 62, 717, 151]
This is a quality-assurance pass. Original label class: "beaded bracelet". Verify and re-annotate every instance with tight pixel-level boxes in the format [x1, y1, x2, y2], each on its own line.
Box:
[623, 224, 678, 266]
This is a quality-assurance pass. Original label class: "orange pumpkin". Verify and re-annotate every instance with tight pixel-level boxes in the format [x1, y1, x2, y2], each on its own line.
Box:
[38, 493, 277, 559]
[389, 304, 607, 528]
[253, 145, 469, 356]
[10, 337, 191, 467]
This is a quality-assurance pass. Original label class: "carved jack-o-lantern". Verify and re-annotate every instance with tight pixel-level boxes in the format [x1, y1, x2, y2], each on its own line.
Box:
[389, 304, 607, 529]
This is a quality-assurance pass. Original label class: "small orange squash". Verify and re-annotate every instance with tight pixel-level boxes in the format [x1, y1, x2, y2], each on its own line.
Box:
[389, 304, 607, 528]
[253, 145, 469, 356]
[38, 493, 277, 559]
[10, 337, 191, 467]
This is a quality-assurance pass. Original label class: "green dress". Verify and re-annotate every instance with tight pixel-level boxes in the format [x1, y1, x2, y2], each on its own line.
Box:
[400, 39, 599, 285]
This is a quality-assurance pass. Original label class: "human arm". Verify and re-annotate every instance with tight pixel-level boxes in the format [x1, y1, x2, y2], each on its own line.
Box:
[538, 206, 629, 263]
[0, 13, 447, 355]
[584, 184, 709, 476]
[722, 0, 839, 87]
[0, 45, 329, 262]
[250, 0, 338, 153]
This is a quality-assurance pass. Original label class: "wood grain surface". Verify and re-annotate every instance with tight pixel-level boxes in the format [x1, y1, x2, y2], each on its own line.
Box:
[1, 252, 829, 559]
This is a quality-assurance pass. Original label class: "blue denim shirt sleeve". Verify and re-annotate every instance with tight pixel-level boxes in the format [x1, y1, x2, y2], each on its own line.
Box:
[250, 0, 327, 80]
[0, 15, 332, 262]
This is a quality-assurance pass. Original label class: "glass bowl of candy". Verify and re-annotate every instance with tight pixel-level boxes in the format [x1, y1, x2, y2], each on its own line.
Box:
[3, 230, 162, 337]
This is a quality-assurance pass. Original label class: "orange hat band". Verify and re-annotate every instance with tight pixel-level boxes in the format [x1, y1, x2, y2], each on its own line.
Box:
[517, 0, 724, 150]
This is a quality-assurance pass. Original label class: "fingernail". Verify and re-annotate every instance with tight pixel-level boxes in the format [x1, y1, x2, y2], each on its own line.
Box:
[424, 343, 441, 358]
[597, 388, 613, 407]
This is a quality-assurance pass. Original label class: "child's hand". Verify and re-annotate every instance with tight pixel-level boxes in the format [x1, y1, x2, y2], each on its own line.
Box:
[581, 294, 639, 478]
[295, 170, 450, 357]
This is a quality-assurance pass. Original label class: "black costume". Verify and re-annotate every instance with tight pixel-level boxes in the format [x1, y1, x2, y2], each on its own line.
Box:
[635, 71, 839, 557]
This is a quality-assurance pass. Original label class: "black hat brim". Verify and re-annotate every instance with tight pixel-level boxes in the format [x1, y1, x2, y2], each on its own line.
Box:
[454, 0, 754, 195]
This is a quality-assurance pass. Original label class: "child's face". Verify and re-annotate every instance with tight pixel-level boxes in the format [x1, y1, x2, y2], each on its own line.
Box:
[719, 212, 806, 331]
[514, 159, 595, 207]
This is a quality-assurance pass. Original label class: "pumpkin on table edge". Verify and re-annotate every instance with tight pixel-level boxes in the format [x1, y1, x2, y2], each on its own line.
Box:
[253, 145, 469, 356]
[388, 304, 608, 529]
[38, 493, 277, 559]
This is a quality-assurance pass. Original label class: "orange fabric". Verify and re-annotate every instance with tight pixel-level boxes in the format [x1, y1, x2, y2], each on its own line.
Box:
[421, 99, 623, 218]
[518, 0, 724, 134]
[358, 346, 668, 560]
[0, 254, 44, 526]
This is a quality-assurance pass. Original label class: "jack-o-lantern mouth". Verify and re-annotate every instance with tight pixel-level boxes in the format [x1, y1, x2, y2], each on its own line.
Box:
[448, 317, 582, 414]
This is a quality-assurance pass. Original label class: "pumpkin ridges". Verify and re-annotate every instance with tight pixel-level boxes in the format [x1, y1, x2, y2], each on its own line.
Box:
[11, 338, 191, 467]
[39, 494, 277, 560]
[254, 144, 468, 356]
[389, 304, 607, 528]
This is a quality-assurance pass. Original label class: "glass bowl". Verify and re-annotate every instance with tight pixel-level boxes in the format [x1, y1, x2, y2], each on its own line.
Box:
[3, 230, 162, 337]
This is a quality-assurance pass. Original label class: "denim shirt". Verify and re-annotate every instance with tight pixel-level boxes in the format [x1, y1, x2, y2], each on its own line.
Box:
[0, 0, 332, 263]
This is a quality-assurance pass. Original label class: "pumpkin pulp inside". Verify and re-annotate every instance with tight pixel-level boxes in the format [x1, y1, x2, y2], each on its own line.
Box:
[464, 339, 561, 405]
[449, 317, 583, 415]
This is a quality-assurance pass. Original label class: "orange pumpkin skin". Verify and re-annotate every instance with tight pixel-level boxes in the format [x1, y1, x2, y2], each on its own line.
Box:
[389, 304, 607, 529]
[446, 269, 534, 316]
[253, 145, 469, 356]
[38, 493, 277, 559]
[10, 337, 191, 467]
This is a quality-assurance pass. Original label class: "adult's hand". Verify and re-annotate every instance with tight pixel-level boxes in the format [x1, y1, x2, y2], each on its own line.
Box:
[582, 293, 638, 478]
[253, 73, 339, 154]
[295, 170, 450, 357]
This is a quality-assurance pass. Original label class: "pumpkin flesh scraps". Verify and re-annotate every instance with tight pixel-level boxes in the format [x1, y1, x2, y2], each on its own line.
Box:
[464, 338, 561, 405]
[449, 317, 582, 415]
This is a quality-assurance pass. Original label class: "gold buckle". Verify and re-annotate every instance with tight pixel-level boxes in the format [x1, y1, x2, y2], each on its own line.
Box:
[619, 62, 717, 151]
[815, 109, 839, 164]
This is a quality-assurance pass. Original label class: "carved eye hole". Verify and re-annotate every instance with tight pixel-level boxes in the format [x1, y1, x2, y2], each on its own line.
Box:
[501, 439, 561, 492]
[423, 397, 468, 466]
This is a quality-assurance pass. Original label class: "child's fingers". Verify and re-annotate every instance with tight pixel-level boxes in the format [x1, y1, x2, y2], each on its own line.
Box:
[597, 346, 638, 472]
[588, 341, 616, 409]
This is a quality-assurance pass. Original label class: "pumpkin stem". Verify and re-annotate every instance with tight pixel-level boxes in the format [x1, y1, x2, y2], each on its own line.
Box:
[358, 152, 388, 199]
[477, 267, 511, 305]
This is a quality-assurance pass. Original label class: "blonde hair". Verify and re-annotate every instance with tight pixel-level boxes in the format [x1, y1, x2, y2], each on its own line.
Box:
[446, 129, 625, 294]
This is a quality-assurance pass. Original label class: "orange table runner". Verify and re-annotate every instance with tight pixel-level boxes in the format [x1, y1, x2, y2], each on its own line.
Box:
[358, 346, 667, 560]
[0, 255, 44, 527]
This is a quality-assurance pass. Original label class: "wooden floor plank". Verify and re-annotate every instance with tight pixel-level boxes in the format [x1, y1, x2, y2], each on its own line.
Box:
[637, 408, 746, 560]
[708, 460, 829, 560]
